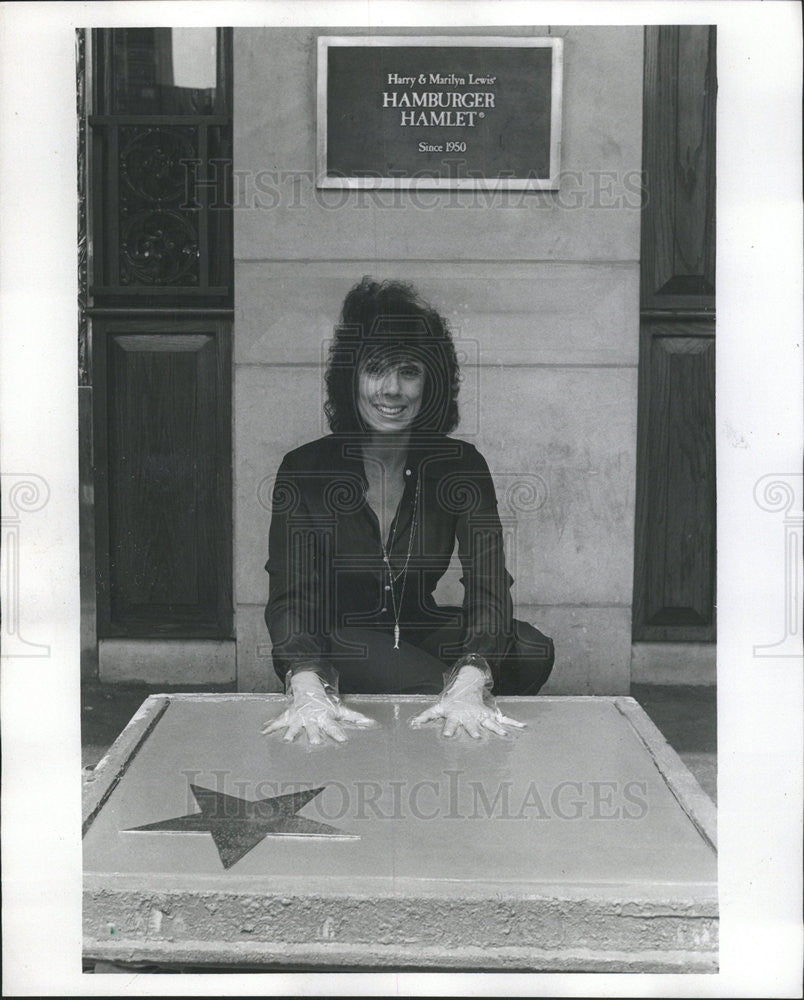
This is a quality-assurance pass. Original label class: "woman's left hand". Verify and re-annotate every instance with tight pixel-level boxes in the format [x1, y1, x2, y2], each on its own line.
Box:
[410, 664, 525, 739]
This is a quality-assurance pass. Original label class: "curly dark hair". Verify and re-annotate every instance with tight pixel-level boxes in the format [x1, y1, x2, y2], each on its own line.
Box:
[324, 278, 461, 434]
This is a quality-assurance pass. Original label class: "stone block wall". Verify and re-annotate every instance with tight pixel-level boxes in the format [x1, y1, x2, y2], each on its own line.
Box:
[234, 26, 643, 693]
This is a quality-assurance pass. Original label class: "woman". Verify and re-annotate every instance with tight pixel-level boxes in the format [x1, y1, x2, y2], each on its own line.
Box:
[262, 278, 554, 745]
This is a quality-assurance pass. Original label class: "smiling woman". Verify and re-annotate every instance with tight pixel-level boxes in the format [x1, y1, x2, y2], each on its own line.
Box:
[357, 357, 425, 430]
[262, 278, 555, 746]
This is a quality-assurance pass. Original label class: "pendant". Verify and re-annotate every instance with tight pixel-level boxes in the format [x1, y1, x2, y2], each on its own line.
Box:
[393, 624, 400, 650]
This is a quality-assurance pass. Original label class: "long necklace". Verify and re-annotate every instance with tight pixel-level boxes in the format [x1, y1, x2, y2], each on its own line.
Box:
[380, 473, 421, 650]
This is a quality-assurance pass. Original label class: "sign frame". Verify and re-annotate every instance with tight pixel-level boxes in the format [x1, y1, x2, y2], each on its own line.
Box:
[316, 35, 564, 190]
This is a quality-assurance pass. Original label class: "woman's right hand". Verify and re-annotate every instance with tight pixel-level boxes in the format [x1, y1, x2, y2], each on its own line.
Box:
[261, 670, 377, 745]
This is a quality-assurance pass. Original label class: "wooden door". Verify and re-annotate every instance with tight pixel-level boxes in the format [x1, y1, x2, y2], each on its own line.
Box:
[93, 320, 232, 637]
[81, 29, 234, 647]
[633, 25, 717, 642]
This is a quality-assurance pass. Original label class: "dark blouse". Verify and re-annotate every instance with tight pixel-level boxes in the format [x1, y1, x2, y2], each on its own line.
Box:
[264, 433, 514, 683]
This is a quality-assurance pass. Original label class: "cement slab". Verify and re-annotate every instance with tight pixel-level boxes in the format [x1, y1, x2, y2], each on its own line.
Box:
[83, 694, 717, 971]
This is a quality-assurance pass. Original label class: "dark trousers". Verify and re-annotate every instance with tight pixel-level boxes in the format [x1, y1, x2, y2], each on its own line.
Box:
[330, 611, 554, 697]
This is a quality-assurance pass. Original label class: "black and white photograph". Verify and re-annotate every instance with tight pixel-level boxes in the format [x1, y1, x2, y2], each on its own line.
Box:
[0, 2, 801, 996]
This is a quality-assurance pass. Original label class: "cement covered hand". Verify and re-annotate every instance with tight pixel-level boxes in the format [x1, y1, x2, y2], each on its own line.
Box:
[410, 661, 526, 739]
[261, 670, 377, 745]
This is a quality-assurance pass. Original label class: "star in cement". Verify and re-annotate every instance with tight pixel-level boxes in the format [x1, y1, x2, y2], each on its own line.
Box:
[127, 784, 357, 869]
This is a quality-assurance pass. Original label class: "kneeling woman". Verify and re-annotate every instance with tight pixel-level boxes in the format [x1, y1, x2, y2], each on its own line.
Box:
[263, 278, 554, 745]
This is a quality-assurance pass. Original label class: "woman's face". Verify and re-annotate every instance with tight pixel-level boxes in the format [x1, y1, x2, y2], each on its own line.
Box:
[357, 353, 426, 433]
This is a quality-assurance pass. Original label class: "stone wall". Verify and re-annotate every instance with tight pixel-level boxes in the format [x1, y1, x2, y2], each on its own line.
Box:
[234, 26, 643, 693]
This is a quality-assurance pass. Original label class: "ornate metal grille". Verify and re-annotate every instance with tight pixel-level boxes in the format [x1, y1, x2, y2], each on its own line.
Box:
[88, 29, 232, 306]
[118, 125, 201, 286]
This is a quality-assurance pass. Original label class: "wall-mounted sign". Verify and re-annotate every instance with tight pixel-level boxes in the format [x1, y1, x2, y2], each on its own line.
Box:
[317, 36, 563, 190]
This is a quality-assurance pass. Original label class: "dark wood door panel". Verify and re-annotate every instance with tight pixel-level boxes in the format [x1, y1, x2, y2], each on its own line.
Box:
[633, 322, 715, 640]
[94, 319, 232, 637]
[80, 29, 235, 672]
[641, 25, 716, 311]
[634, 25, 717, 647]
